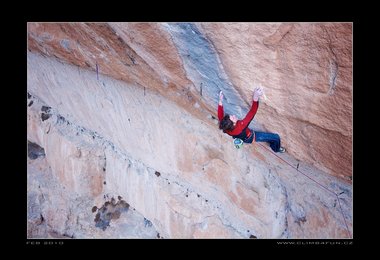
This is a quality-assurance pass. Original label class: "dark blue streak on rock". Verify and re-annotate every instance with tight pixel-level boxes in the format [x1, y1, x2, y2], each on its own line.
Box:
[167, 23, 246, 118]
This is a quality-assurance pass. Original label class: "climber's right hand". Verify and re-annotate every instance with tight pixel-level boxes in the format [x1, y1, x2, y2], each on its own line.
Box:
[253, 87, 263, 101]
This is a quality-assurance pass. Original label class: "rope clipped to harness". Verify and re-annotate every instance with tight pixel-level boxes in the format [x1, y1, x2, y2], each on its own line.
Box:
[233, 138, 243, 149]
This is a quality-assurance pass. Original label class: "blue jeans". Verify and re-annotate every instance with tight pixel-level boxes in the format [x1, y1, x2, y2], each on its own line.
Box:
[254, 131, 281, 152]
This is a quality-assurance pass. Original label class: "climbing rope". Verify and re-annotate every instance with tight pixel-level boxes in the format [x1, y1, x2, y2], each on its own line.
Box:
[256, 143, 352, 238]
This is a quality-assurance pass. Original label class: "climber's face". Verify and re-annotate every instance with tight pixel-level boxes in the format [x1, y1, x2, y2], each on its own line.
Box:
[230, 115, 238, 125]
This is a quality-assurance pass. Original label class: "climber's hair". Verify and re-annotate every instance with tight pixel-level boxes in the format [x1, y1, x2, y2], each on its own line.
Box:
[219, 115, 234, 132]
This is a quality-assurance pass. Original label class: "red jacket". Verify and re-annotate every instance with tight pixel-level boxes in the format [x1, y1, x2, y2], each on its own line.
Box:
[218, 101, 259, 139]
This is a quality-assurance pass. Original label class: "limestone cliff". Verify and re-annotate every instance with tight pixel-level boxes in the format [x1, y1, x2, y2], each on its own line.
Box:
[27, 22, 352, 238]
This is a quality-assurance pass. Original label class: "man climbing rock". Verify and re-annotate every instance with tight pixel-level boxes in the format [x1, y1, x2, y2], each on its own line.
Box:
[218, 87, 285, 153]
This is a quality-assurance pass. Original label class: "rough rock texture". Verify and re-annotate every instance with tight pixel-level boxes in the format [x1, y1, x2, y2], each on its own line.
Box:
[27, 22, 352, 238]
[198, 23, 352, 181]
[27, 22, 352, 181]
[28, 156, 159, 238]
[27, 23, 210, 121]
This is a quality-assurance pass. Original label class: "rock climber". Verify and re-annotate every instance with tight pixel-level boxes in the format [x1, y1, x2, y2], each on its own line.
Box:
[218, 87, 286, 153]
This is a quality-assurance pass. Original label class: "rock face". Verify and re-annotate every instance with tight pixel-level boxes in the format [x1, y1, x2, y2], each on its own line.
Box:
[27, 23, 352, 238]
[198, 23, 352, 181]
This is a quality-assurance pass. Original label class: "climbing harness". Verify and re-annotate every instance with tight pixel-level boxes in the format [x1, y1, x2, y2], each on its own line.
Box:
[233, 138, 243, 149]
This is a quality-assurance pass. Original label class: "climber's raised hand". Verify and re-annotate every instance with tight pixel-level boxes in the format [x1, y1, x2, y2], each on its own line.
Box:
[253, 87, 263, 101]
[219, 91, 224, 105]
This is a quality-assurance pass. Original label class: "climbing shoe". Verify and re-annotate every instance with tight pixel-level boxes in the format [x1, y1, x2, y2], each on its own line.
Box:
[278, 147, 286, 153]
